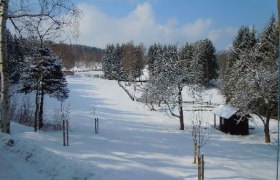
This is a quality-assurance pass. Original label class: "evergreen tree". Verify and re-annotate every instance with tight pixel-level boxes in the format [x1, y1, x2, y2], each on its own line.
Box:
[21, 47, 69, 131]
[134, 44, 146, 80]
[102, 44, 115, 79]
[258, 15, 278, 67]
[7, 32, 24, 84]
[111, 43, 122, 80]
[222, 26, 257, 103]
[192, 39, 218, 86]
[180, 42, 203, 84]
[232, 26, 257, 55]
[147, 43, 162, 76]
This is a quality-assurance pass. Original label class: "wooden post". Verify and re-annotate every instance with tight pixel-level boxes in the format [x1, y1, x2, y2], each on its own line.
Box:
[214, 115, 216, 128]
[66, 119, 69, 146]
[202, 154, 204, 180]
[63, 119, 66, 146]
[198, 155, 201, 180]
[95, 118, 98, 134]
[193, 143, 197, 164]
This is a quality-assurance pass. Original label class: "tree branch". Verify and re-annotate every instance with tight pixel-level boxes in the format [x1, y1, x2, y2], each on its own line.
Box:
[252, 110, 265, 125]
[164, 100, 180, 118]
[7, 13, 50, 19]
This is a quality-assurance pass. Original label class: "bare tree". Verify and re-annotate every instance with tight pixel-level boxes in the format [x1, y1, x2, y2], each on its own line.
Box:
[0, 0, 81, 133]
[121, 41, 145, 82]
[192, 111, 211, 180]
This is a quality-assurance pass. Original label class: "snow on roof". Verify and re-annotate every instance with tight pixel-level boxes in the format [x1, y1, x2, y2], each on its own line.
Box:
[212, 104, 239, 119]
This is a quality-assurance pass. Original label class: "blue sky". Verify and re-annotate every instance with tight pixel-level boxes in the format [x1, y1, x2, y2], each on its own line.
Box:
[74, 0, 277, 50]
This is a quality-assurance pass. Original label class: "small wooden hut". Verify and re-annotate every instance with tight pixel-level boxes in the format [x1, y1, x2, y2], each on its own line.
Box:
[212, 105, 249, 135]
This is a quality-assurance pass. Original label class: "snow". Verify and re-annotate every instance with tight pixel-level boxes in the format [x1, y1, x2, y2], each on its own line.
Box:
[0, 71, 278, 179]
[212, 105, 239, 119]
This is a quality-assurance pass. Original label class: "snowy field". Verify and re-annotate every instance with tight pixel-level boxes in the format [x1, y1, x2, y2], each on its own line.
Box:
[0, 71, 278, 180]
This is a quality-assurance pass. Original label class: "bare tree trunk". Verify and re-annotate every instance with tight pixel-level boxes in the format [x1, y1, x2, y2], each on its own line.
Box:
[178, 84, 184, 130]
[38, 88, 44, 130]
[253, 110, 271, 143]
[34, 87, 40, 131]
[0, 0, 10, 133]
[264, 109, 271, 143]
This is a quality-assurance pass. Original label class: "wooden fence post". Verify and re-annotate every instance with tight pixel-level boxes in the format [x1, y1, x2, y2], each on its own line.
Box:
[66, 119, 69, 146]
[194, 143, 197, 164]
[95, 118, 99, 134]
[202, 154, 204, 180]
[63, 119, 66, 146]
[198, 155, 201, 180]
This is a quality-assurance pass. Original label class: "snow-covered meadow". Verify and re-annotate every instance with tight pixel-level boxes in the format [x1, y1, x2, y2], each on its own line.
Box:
[0, 71, 278, 180]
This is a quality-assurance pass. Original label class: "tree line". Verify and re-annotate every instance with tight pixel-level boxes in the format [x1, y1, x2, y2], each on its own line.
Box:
[102, 39, 218, 130]
[102, 41, 146, 81]
[51, 43, 104, 70]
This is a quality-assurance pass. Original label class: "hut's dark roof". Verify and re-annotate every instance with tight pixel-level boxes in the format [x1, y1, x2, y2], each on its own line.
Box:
[212, 105, 239, 119]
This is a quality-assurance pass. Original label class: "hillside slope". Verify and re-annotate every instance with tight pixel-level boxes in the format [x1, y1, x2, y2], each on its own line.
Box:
[0, 72, 277, 179]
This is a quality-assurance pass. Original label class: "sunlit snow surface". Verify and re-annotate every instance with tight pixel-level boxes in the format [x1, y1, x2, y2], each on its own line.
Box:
[0, 71, 278, 180]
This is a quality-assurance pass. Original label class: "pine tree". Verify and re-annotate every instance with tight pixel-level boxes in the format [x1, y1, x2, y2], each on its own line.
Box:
[111, 44, 122, 80]
[20, 47, 69, 131]
[222, 26, 257, 103]
[7, 32, 24, 84]
[192, 39, 218, 86]
[102, 44, 115, 79]
[134, 44, 146, 80]
[180, 42, 203, 85]
[147, 43, 162, 76]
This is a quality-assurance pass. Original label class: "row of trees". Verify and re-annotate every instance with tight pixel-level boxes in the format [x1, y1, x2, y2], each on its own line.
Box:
[142, 39, 218, 130]
[102, 42, 146, 81]
[222, 16, 278, 143]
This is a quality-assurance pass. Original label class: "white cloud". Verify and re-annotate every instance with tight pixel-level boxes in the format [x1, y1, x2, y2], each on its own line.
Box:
[76, 2, 237, 50]
[208, 27, 238, 50]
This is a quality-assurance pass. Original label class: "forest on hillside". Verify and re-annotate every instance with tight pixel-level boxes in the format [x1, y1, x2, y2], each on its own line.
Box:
[51, 43, 104, 70]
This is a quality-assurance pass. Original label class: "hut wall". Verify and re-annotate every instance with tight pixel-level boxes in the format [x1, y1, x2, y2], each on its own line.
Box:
[219, 115, 249, 135]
